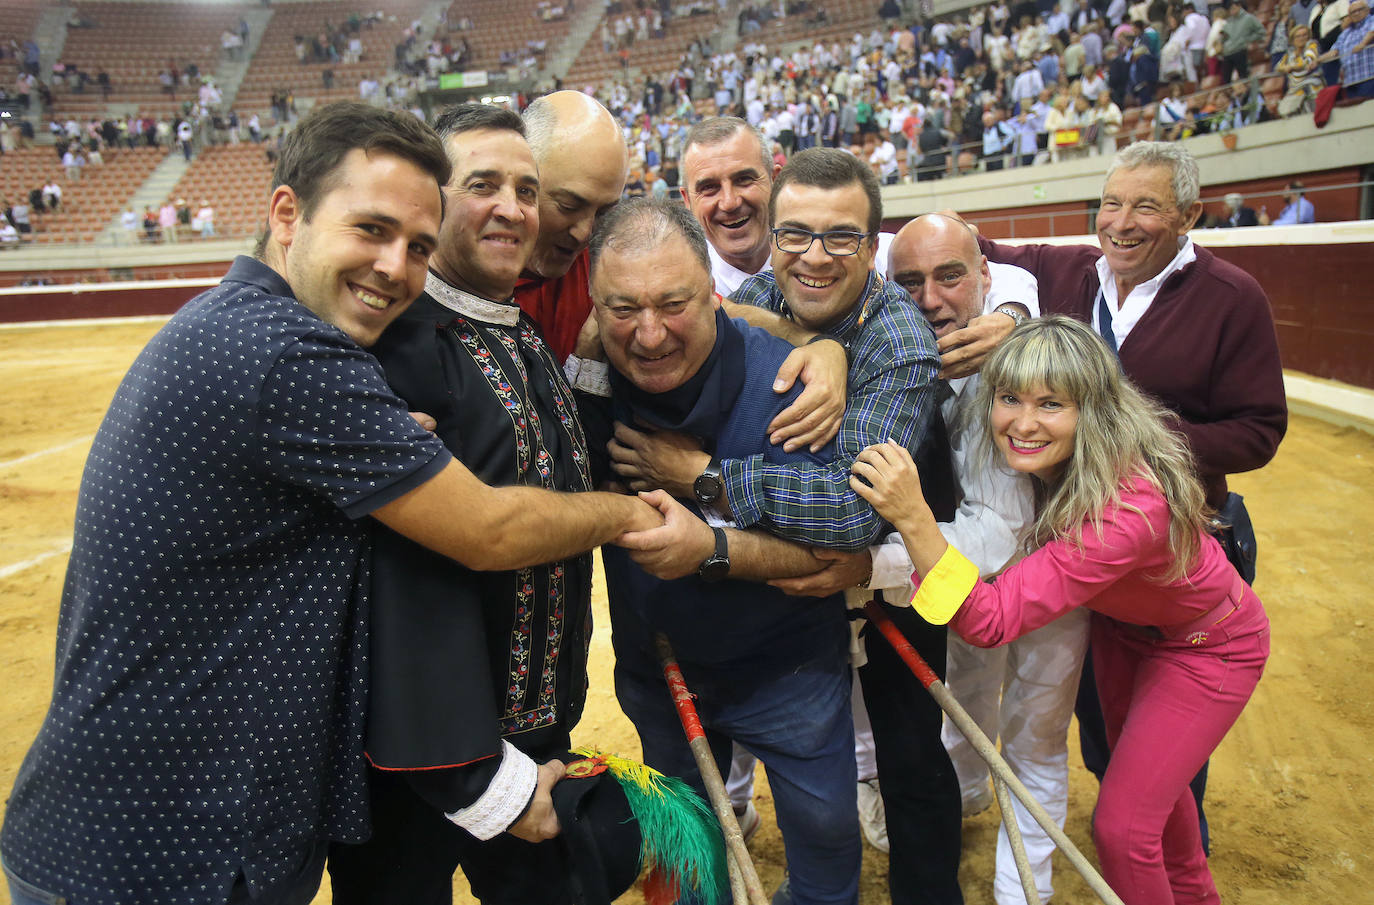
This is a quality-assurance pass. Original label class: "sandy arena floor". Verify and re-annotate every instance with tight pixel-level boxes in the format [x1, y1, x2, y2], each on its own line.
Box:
[0, 319, 1370, 904]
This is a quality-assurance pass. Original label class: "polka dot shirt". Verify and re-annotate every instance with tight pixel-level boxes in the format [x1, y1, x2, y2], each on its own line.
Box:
[0, 257, 451, 903]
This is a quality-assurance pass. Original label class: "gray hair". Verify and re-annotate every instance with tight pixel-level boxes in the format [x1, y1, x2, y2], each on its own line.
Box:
[520, 95, 558, 159]
[588, 197, 712, 274]
[1104, 141, 1200, 210]
[682, 116, 771, 173]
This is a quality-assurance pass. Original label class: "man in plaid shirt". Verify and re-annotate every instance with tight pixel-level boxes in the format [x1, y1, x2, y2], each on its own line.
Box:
[616, 149, 978, 904]
[1321, 0, 1374, 97]
[718, 152, 941, 550]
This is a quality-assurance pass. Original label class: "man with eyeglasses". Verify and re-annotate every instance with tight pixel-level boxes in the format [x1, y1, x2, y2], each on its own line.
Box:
[612, 149, 979, 905]
[1318, 0, 1374, 98]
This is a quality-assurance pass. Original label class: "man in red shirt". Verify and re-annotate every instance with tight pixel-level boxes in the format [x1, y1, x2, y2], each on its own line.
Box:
[514, 91, 629, 364]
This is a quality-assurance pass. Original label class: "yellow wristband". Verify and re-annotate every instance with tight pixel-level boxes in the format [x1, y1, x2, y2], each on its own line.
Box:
[907, 545, 979, 625]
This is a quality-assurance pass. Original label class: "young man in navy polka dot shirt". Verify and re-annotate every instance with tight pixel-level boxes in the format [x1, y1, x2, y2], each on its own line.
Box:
[0, 102, 662, 905]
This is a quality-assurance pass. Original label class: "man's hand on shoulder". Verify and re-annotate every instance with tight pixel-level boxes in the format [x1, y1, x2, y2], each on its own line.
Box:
[938, 309, 1020, 379]
[506, 759, 566, 844]
[608, 422, 709, 498]
[768, 338, 847, 452]
[614, 489, 716, 580]
[572, 308, 604, 361]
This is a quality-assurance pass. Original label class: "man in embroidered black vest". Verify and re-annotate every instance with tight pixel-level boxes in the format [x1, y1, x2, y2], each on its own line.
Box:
[327, 104, 601, 904]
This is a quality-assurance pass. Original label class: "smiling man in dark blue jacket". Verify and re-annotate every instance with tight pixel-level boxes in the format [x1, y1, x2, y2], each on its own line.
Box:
[589, 198, 863, 905]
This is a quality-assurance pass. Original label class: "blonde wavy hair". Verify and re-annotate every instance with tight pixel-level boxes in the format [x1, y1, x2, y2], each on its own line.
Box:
[973, 315, 1210, 581]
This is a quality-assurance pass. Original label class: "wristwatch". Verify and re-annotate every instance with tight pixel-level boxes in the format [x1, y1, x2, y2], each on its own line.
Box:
[693, 457, 724, 506]
[995, 304, 1029, 328]
[697, 526, 730, 582]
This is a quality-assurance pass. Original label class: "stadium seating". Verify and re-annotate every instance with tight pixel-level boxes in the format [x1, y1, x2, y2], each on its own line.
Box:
[46, 2, 249, 121]
[161, 142, 272, 240]
[233, 0, 429, 119]
[564, 5, 727, 89]
[1, 145, 165, 243]
[442, 0, 576, 74]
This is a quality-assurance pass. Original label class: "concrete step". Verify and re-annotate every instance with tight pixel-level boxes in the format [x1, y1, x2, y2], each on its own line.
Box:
[219, 7, 276, 109]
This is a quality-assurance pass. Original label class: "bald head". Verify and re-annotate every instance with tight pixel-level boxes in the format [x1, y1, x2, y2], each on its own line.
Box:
[889, 214, 989, 339]
[523, 91, 630, 278]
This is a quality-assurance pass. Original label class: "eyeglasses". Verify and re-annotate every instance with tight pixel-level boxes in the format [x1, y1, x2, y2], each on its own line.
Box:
[771, 227, 871, 256]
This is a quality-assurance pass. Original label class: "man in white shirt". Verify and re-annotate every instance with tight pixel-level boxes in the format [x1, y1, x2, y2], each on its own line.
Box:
[119, 207, 139, 244]
[866, 131, 900, 185]
[1011, 60, 1045, 108]
[61, 148, 82, 181]
[771, 214, 1041, 901]
[1183, 8, 1212, 75]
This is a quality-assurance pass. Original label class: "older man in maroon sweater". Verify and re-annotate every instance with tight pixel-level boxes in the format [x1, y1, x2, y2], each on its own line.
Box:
[977, 142, 1286, 509]
[974, 139, 1286, 857]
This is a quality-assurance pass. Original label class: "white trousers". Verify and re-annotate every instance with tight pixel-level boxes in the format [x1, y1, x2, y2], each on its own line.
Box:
[941, 609, 1091, 905]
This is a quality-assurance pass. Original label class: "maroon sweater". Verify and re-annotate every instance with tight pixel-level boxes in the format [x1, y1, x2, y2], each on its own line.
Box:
[981, 238, 1287, 507]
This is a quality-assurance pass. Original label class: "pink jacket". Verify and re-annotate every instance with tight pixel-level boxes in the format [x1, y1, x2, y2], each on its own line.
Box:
[945, 478, 1267, 648]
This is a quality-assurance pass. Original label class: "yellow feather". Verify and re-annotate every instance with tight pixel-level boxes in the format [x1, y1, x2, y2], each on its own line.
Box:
[571, 748, 668, 798]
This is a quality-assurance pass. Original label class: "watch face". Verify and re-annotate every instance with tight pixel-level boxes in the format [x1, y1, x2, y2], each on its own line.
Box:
[694, 473, 722, 504]
[699, 555, 730, 582]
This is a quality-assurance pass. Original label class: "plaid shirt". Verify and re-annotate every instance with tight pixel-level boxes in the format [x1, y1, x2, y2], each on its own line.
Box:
[726, 270, 940, 550]
[1336, 13, 1374, 87]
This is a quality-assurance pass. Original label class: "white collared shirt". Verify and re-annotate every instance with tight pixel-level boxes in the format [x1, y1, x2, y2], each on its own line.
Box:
[1093, 236, 1196, 349]
[709, 243, 770, 298]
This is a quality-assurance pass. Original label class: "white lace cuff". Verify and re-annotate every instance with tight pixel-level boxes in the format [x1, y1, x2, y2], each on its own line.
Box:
[444, 740, 539, 840]
[563, 355, 612, 396]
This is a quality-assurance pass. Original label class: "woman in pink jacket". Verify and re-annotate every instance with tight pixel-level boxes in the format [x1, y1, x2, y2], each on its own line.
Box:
[851, 315, 1268, 905]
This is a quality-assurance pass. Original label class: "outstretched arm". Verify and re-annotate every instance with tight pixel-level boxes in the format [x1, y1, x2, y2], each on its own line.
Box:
[373, 459, 663, 572]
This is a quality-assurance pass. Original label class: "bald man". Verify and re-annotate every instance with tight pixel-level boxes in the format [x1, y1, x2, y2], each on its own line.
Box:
[893, 217, 1089, 905]
[514, 90, 630, 364]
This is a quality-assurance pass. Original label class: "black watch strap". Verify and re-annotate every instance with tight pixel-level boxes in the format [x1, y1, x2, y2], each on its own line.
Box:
[697, 526, 730, 582]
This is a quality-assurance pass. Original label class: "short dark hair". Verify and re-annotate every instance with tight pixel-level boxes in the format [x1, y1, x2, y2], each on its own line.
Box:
[257, 102, 450, 256]
[588, 196, 711, 275]
[432, 102, 525, 140]
[769, 148, 883, 236]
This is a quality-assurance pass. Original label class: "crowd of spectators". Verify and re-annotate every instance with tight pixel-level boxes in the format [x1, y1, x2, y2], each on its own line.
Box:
[572, 0, 1374, 185]
[4, 0, 1369, 248]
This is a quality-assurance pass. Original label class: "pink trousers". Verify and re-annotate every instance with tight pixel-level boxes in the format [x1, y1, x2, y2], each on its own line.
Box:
[1091, 593, 1269, 905]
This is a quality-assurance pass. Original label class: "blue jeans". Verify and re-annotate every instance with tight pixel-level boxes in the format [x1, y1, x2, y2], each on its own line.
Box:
[615, 635, 860, 905]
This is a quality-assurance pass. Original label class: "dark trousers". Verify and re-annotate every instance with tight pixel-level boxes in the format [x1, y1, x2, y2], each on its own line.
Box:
[1076, 653, 1211, 855]
[1221, 49, 1250, 83]
[328, 767, 574, 905]
[859, 601, 964, 905]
